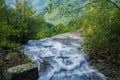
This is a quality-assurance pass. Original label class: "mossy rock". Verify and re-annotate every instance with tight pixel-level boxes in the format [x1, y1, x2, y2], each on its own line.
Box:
[4, 63, 38, 80]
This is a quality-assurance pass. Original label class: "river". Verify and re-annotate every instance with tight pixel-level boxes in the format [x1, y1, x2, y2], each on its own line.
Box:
[24, 30, 107, 80]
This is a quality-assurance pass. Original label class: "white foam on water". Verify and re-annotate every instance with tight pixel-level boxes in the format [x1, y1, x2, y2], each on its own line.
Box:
[24, 38, 107, 80]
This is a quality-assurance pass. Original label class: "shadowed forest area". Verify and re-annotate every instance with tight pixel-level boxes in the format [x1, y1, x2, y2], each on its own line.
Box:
[0, 0, 120, 80]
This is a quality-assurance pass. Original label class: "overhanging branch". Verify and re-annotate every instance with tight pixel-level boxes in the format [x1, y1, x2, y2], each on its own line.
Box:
[106, 0, 120, 11]
[76, 0, 120, 11]
[77, 1, 98, 11]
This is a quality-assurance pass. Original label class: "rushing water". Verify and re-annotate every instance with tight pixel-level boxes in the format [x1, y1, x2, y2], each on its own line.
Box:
[24, 38, 107, 80]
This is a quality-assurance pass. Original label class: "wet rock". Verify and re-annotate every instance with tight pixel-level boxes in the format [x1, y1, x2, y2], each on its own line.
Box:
[92, 61, 120, 80]
[52, 29, 82, 40]
[4, 63, 38, 80]
[0, 50, 7, 56]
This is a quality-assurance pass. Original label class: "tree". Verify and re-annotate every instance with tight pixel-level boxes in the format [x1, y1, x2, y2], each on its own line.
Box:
[0, 0, 47, 51]
[82, 0, 120, 64]
[0, 0, 19, 50]
[7, 0, 35, 43]
[48, 0, 120, 64]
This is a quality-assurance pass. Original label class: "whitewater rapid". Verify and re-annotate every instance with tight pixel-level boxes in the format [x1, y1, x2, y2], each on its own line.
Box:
[24, 38, 107, 80]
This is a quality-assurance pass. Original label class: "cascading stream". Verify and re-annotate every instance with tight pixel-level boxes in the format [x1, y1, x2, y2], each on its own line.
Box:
[24, 38, 107, 80]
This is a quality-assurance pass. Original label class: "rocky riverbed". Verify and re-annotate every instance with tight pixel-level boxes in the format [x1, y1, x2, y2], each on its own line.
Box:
[2, 29, 120, 80]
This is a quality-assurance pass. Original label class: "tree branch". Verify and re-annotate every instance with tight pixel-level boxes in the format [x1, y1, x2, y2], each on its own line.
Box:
[106, 0, 120, 11]
[77, 1, 98, 11]
[76, 0, 120, 11]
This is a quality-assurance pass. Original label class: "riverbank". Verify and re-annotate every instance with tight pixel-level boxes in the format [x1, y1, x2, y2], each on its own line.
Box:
[0, 52, 31, 80]
[0, 30, 120, 80]
[53, 30, 120, 80]
[91, 58, 120, 80]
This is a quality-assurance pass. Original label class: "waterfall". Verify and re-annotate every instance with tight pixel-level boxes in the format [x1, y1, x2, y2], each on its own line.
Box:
[24, 38, 107, 80]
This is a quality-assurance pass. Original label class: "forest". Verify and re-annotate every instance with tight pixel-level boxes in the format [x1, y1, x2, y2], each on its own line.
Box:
[0, 0, 120, 80]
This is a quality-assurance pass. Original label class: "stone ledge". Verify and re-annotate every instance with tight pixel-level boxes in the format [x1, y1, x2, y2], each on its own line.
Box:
[4, 63, 38, 80]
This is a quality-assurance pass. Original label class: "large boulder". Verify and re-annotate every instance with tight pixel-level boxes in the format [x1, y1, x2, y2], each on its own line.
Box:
[4, 63, 38, 80]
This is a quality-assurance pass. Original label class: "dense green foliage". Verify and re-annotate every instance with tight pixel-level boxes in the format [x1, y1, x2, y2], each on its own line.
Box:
[37, 23, 79, 39]
[0, 0, 78, 51]
[0, 0, 48, 50]
[49, 0, 120, 64]
[0, 0, 18, 50]
[81, 0, 120, 64]
[1, 0, 120, 65]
